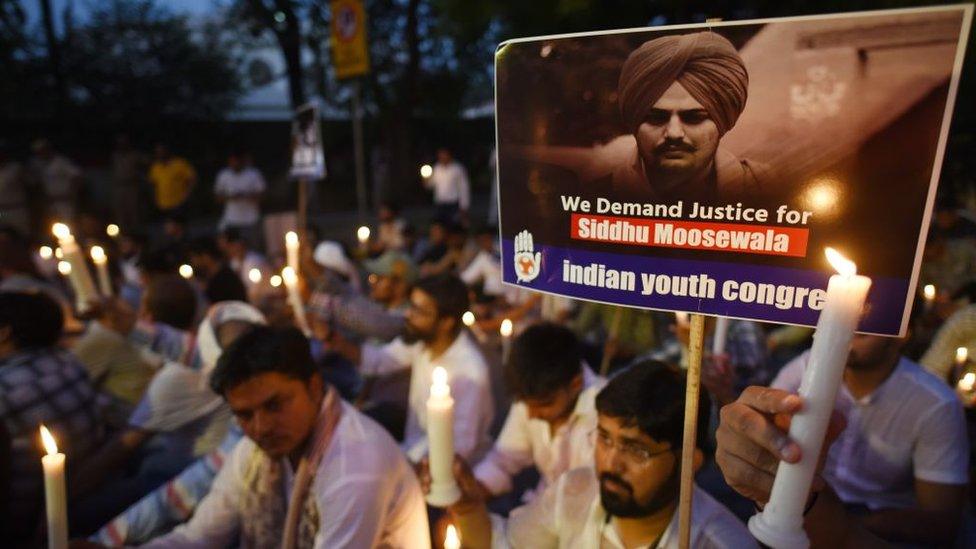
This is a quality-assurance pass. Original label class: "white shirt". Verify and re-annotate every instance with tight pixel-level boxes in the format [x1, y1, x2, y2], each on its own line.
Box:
[35, 155, 80, 200]
[141, 401, 430, 548]
[491, 468, 756, 549]
[475, 368, 605, 497]
[215, 166, 266, 227]
[461, 249, 505, 297]
[361, 331, 493, 462]
[425, 160, 470, 209]
[773, 352, 969, 510]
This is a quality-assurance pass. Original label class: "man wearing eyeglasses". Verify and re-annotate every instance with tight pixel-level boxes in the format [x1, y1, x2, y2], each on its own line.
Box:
[425, 360, 755, 548]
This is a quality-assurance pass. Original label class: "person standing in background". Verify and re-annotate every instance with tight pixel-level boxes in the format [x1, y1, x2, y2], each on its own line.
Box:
[30, 138, 83, 224]
[214, 149, 266, 250]
[148, 143, 196, 218]
[424, 147, 470, 225]
[111, 135, 148, 231]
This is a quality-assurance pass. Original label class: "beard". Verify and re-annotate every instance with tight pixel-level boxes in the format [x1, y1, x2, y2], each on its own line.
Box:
[599, 465, 680, 518]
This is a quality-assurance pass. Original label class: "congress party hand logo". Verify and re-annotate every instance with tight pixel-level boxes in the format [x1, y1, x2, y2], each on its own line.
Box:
[514, 230, 541, 283]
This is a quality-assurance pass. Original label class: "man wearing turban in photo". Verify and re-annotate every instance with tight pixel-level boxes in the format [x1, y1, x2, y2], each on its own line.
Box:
[513, 31, 765, 199]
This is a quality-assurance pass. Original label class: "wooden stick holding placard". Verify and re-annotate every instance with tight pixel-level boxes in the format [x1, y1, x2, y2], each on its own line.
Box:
[599, 307, 624, 376]
[678, 313, 706, 549]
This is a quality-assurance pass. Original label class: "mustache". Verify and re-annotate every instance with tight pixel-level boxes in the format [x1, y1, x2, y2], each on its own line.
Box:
[654, 138, 695, 153]
[599, 472, 633, 494]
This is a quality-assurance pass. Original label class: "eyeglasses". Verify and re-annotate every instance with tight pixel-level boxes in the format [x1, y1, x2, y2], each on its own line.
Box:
[589, 429, 672, 466]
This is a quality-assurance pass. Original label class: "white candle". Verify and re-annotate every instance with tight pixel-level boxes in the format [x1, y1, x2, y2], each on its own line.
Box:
[749, 248, 871, 549]
[90, 246, 112, 297]
[956, 347, 968, 366]
[52, 223, 99, 312]
[282, 267, 310, 335]
[178, 264, 194, 279]
[426, 366, 461, 506]
[285, 231, 300, 274]
[248, 268, 263, 284]
[462, 310, 487, 343]
[420, 164, 433, 178]
[923, 284, 936, 313]
[39, 425, 67, 549]
[444, 524, 461, 549]
[39, 246, 53, 260]
[106, 224, 120, 238]
[713, 316, 730, 355]
[270, 274, 283, 288]
[500, 318, 514, 364]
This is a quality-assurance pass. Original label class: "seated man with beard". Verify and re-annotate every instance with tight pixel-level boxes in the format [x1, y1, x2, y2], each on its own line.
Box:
[431, 360, 755, 548]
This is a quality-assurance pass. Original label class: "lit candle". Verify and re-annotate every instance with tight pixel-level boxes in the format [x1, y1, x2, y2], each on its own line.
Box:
[90, 246, 112, 296]
[57, 261, 71, 276]
[713, 316, 730, 355]
[749, 248, 871, 548]
[270, 274, 283, 288]
[357, 226, 370, 246]
[179, 264, 194, 279]
[444, 524, 461, 549]
[39, 425, 67, 549]
[426, 366, 461, 506]
[420, 164, 433, 178]
[958, 372, 975, 392]
[462, 310, 486, 343]
[956, 346, 968, 366]
[39, 246, 53, 260]
[248, 268, 262, 284]
[500, 318, 514, 364]
[106, 224, 120, 238]
[282, 267, 310, 335]
[923, 284, 936, 313]
[55, 247, 63, 260]
[51, 223, 99, 312]
[285, 231, 300, 274]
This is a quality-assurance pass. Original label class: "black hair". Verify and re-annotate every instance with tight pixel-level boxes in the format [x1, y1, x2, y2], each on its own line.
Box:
[220, 227, 245, 244]
[595, 360, 711, 452]
[0, 291, 64, 349]
[210, 326, 316, 395]
[144, 274, 198, 330]
[379, 200, 401, 215]
[505, 322, 583, 399]
[187, 237, 223, 260]
[137, 246, 182, 276]
[413, 274, 468, 324]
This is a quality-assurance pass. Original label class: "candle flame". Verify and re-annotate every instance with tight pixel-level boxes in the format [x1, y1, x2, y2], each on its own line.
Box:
[285, 231, 299, 246]
[420, 164, 433, 178]
[923, 284, 936, 300]
[357, 226, 371, 242]
[960, 372, 976, 392]
[39, 246, 53, 260]
[106, 224, 120, 237]
[957, 347, 968, 364]
[825, 247, 856, 277]
[57, 261, 71, 275]
[39, 425, 58, 455]
[432, 366, 448, 387]
[462, 311, 475, 327]
[248, 268, 262, 283]
[90, 245, 106, 262]
[282, 266, 298, 286]
[500, 318, 513, 337]
[52, 222, 71, 240]
[55, 247, 63, 259]
[270, 274, 283, 288]
[179, 264, 194, 279]
[444, 524, 461, 549]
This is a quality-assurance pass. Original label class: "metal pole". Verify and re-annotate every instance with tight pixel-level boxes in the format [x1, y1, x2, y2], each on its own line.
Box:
[351, 79, 368, 222]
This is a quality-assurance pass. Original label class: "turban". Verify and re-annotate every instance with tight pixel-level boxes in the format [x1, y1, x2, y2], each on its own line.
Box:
[197, 300, 267, 385]
[618, 32, 748, 136]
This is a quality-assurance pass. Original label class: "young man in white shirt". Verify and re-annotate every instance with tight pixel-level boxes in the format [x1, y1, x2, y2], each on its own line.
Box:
[424, 147, 470, 224]
[474, 322, 605, 501]
[325, 274, 494, 462]
[214, 150, 266, 246]
[133, 326, 429, 548]
[771, 333, 968, 545]
[434, 361, 755, 549]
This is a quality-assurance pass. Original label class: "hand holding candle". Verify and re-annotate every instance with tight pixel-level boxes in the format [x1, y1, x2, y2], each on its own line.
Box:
[90, 245, 112, 297]
[39, 425, 67, 549]
[52, 223, 99, 312]
[748, 248, 871, 549]
[426, 366, 461, 507]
